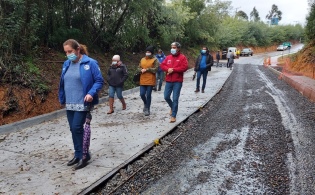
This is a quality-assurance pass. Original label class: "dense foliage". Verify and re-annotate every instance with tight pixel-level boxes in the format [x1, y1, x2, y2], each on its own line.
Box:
[306, 3, 315, 41]
[0, 0, 305, 93]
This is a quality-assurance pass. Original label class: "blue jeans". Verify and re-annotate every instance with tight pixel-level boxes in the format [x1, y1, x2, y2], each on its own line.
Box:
[66, 110, 88, 159]
[196, 69, 208, 90]
[109, 86, 123, 99]
[164, 82, 182, 118]
[140, 86, 153, 109]
[156, 71, 165, 90]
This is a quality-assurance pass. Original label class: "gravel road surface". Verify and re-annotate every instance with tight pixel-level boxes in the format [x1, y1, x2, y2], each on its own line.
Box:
[95, 60, 315, 195]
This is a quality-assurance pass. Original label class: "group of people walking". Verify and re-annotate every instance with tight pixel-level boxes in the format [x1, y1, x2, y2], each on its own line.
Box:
[58, 39, 189, 170]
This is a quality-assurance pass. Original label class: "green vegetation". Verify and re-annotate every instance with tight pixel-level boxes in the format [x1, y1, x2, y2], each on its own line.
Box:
[0, 0, 306, 96]
[306, 3, 315, 42]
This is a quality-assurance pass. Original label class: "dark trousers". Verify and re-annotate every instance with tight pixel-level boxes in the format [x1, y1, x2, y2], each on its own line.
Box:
[196, 69, 208, 90]
[66, 110, 88, 159]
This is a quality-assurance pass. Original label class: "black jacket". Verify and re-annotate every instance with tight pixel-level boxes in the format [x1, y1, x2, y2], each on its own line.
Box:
[107, 63, 128, 87]
[194, 54, 213, 71]
[216, 52, 220, 60]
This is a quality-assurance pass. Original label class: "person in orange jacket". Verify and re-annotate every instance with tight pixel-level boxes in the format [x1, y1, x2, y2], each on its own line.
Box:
[138, 46, 159, 116]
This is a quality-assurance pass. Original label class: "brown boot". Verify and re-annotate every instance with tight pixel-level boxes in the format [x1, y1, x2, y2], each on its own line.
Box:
[107, 98, 114, 114]
[120, 98, 126, 110]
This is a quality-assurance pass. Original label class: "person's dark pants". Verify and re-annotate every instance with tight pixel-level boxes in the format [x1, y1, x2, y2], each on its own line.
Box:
[156, 71, 165, 90]
[216, 59, 220, 67]
[164, 82, 182, 118]
[140, 85, 153, 110]
[196, 69, 208, 91]
[227, 58, 230, 67]
[66, 110, 88, 159]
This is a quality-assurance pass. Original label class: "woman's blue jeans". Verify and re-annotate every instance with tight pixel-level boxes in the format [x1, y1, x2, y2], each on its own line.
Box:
[66, 110, 88, 159]
[140, 86, 153, 109]
[109, 86, 123, 99]
[164, 82, 182, 117]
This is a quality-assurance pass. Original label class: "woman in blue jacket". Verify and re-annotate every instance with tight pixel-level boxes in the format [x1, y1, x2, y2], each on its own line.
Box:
[58, 39, 104, 170]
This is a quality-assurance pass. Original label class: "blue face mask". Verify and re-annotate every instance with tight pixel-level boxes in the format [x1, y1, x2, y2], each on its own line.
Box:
[201, 50, 206, 54]
[67, 53, 78, 61]
[171, 49, 177, 55]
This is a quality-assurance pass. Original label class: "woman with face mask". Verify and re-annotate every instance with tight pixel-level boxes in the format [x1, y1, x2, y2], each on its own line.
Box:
[106, 55, 128, 114]
[58, 39, 104, 170]
[138, 46, 159, 116]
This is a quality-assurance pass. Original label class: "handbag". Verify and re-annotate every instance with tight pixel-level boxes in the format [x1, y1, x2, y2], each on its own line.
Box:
[133, 72, 140, 85]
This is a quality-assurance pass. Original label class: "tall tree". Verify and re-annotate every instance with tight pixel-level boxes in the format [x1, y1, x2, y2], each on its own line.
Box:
[250, 7, 260, 22]
[266, 4, 282, 21]
[305, 3, 315, 41]
[236, 10, 248, 20]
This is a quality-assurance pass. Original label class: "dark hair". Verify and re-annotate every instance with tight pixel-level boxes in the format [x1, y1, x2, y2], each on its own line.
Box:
[171, 42, 181, 48]
[63, 39, 89, 55]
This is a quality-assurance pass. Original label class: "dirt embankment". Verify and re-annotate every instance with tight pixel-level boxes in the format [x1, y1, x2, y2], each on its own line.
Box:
[1, 44, 314, 126]
[0, 48, 197, 126]
[289, 42, 315, 79]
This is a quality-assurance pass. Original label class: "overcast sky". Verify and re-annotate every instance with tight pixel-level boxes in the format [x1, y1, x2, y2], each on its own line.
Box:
[230, 0, 309, 25]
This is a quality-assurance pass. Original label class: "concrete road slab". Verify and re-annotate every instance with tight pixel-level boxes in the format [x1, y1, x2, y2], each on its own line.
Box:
[0, 67, 232, 194]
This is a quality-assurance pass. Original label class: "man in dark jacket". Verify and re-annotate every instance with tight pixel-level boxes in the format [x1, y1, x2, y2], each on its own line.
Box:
[106, 55, 128, 114]
[216, 50, 220, 67]
[194, 46, 213, 93]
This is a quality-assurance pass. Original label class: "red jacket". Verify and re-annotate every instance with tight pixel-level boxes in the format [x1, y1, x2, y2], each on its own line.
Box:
[160, 52, 188, 83]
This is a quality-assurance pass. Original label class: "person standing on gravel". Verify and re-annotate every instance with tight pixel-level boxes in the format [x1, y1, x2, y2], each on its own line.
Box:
[138, 46, 159, 116]
[106, 55, 128, 114]
[194, 46, 213, 93]
[154, 49, 166, 91]
[59, 39, 104, 170]
[160, 42, 188, 123]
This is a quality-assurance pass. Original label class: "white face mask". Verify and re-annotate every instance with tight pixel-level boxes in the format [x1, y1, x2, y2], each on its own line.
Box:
[146, 52, 151, 56]
[170, 49, 177, 55]
[112, 61, 118, 65]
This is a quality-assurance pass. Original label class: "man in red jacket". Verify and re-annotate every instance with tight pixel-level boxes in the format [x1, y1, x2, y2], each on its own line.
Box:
[160, 42, 188, 123]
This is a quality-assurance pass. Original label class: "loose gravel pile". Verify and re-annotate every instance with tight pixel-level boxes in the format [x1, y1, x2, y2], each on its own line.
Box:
[92, 64, 315, 195]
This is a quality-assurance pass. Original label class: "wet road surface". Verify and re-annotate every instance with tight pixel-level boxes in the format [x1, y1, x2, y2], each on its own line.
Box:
[105, 61, 315, 195]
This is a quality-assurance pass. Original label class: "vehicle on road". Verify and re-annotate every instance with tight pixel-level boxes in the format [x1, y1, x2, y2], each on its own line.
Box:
[240, 48, 253, 56]
[277, 45, 287, 51]
[228, 47, 237, 55]
[283, 42, 292, 49]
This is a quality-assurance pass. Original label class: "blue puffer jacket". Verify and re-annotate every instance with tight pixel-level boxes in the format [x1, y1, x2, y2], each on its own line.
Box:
[155, 52, 166, 72]
[58, 54, 104, 106]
